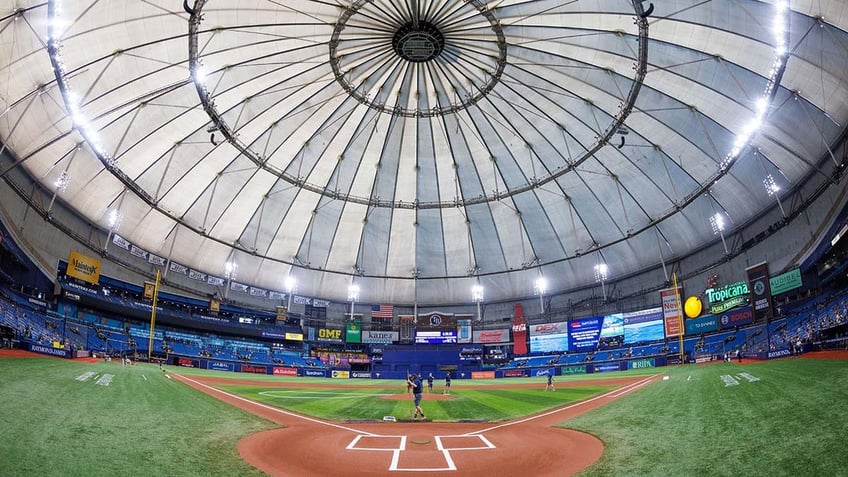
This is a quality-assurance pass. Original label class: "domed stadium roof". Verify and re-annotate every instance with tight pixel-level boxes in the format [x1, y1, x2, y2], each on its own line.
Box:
[0, 0, 846, 304]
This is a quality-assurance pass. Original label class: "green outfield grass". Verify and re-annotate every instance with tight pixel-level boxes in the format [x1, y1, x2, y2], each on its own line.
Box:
[565, 359, 848, 477]
[1, 356, 846, 477]
[0, 358, 272, 477]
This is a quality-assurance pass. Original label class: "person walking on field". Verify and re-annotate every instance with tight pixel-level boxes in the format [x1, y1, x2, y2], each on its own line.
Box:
[427, 373, 434, 393]
[444, 371, 452, 395]
[545, 371, 555, 391]
[406, 374, 426, 421]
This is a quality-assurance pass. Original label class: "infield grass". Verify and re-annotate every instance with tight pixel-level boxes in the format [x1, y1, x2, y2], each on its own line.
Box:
[221, 384, 613, 422]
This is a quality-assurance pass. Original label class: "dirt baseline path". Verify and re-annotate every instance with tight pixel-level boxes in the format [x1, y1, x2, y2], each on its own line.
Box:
[174, 373, 659, 477]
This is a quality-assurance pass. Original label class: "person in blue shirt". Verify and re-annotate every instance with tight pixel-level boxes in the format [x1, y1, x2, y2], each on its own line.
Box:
[406, 374, 426, 421]
[427, 373, 434, 392]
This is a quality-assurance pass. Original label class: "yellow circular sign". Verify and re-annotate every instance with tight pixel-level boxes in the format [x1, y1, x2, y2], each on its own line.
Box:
[684, 296, 702, 318]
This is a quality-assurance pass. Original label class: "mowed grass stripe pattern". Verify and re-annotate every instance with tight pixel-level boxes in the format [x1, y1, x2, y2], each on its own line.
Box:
[565, 359, 848, 477]
[0, 358, 272, 477]
[3, 356, 847, 477]
[220, 385, 614, 422]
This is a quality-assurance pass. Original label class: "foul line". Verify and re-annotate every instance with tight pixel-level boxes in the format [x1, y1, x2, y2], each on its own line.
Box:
[174, 374, 379, 436]
[466, 375, 658, 435]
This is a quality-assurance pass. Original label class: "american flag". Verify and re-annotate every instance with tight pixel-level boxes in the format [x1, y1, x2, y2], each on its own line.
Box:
[371, 304, 394, 319]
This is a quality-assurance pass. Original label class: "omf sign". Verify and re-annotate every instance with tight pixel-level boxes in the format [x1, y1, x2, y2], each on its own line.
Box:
[705, 281, 749, 314]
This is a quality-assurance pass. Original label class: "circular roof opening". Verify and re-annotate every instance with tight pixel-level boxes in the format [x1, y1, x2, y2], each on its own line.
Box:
[392, 21, 444, 63]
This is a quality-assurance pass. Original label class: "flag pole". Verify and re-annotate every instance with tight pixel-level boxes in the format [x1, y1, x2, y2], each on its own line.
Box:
[147, 269, 161, 361]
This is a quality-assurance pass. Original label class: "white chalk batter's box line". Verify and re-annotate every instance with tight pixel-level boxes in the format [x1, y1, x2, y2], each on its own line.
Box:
[347, 434, 495, 472]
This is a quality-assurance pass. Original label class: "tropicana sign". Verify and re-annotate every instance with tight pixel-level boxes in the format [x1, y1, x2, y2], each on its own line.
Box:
[705, 281, 749, 314]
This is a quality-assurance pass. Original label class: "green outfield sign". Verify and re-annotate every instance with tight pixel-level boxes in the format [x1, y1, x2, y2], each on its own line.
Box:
[769, 268, 802, 295]
[709, 296, 748, 314]
[561, 365, 587, 375]
[706, 281, 749, 313]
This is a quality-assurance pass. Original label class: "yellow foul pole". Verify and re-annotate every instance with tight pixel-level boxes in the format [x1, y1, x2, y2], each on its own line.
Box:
[147, 269, 161, 361]
[671, 272, 685, 365]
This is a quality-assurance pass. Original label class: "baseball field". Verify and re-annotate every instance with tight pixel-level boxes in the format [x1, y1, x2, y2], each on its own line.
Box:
[0, 350, 845, 476]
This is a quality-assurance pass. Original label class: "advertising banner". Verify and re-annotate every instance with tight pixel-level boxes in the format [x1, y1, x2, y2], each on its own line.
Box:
[472, 371, 496, 379]
[351, 371, 372, 379]
[285, 332, 303, 341]
[747, 262, 773, 322]
[66, 250, 102, 285]
[529, 321, 570, 353]
[627, 358, 656, 370]
[511, 303, 528, 355]
[362, 330, 399, 344]
[532, 368, 555, 377]
[718, 306, 753, 330]
[273, 367, 298, 376]
[331, 370, 350, 379]
[240, 364, 268, 374]
[561, 365, 587, 375]
[25, 342, 71, 358]
[685, 315, 718, 335]
[660, 287, 683, 338]
[316, 327, 344, 342]
[599, 314, 624, 348]
[177, 358, 198, 368]
[769, 268, 802, 295]
[706, 281, 749, 314]
[207, 361, 234, 372]
[457, 317, 472, 343]
[302, 369, 327, 377]
[503, 369, 526, 377]
[622, 308, 665, 344]
[568, 316, 603, 350]
[473, 328, 509, 343]
[591, 363, 623, 373]
[346, 317, 362, 344]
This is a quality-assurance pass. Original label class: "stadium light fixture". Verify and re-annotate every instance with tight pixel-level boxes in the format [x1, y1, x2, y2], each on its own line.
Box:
[347, 283, 360, 319]
[284, 275, 296, 310]
[594, 263, 608, 301]
[710, 212, 730, 255]
[471, 284, 484, 303]
[534, 277, 547, 313]
[472, 284, 484, 322]
[224, 261, 237, 280]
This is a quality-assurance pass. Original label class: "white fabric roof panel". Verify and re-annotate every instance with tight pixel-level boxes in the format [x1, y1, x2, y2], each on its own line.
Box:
[0, 0, 846, 304]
